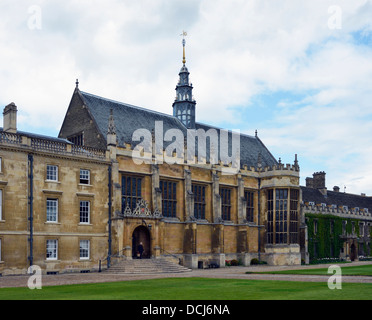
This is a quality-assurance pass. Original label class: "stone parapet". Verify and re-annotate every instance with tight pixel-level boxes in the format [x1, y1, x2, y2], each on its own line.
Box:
[303, 204, 372, 221]
[0, 131, 107, 161]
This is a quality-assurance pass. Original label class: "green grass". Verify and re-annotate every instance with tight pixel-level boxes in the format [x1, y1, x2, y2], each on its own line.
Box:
[246, 264, 372, 276]
[0, 277, 372, 300]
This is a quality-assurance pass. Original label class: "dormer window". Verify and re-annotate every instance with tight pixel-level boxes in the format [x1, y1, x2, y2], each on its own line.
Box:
[68, 132, 84, 146]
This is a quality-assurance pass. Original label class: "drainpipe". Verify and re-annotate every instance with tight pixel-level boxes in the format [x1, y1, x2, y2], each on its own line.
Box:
[28, 154, 34, 268]
[107, 164, 112, 269]
[257, 177, 261, 263]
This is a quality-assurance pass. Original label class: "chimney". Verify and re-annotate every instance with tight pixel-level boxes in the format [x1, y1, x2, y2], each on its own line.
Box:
[306, 177, 314, 188]
[361, 193, 366, 197]
[3, 103, 17, 133]
[333, 186, 340, 192]
[313, 172, 326, 189]
[313, 171, 327, 195]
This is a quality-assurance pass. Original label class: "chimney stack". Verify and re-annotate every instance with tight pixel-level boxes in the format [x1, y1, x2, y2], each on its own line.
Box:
[313, 172, 326, 189]
[333, 186, 340, 192]
[306, 177, 314, 188]
[312, 171, 327, 195]
[3, 103, 17, 133]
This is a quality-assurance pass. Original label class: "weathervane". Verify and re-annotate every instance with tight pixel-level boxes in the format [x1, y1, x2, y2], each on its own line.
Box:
[180, 30, 187, 39]
[180, 31, 187, 65]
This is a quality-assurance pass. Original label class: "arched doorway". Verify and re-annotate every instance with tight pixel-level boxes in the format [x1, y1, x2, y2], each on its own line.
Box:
[132, 226, 151, 259]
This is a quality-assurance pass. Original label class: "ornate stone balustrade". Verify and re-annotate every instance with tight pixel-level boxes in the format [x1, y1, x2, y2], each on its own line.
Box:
[31, 137, 67, 153]
[71, 145, 106, 158]
[0, 131, 22, 145]
[0, 130, 107, 160]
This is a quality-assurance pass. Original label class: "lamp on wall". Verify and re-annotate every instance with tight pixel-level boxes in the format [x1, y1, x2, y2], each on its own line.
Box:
[142, 219, 152, 231]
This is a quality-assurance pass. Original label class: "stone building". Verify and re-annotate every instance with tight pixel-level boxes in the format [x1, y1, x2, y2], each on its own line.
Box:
[301, 171, 372, 263]
[0, 41, 304, 275]
[0, 104, 110, 275]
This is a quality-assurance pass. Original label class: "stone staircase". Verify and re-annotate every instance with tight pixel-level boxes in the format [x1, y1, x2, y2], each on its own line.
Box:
[105, 258, 192, 274]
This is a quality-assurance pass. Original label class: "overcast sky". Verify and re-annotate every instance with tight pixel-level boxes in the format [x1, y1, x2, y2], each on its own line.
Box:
[1, 0, 372, 195]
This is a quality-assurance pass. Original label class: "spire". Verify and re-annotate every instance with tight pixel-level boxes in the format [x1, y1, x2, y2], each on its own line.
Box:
[294, 154, 299, 170]
[172, 31, 196, 129]
[181, 31, 187, 65]
[75, 79, 79, 89]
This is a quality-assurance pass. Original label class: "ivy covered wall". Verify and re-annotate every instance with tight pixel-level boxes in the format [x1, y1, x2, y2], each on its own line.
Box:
[305, 213, 370, 262]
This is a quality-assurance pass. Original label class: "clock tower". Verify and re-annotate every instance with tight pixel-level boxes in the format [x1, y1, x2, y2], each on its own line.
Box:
[172, 33, 196, 129]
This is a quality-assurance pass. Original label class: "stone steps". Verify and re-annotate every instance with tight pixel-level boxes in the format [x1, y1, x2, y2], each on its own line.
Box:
[105, 258, 192, 274]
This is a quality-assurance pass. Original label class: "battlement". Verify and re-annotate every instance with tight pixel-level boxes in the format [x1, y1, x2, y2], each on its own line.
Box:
[303, 203, 372, 221]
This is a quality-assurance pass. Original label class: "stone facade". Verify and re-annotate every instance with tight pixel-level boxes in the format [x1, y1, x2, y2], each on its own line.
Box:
[301, 172, 372, 263]
[0, 107, 304, 274]
[0, 46, 306, 274]
[0, 129, 109, 275]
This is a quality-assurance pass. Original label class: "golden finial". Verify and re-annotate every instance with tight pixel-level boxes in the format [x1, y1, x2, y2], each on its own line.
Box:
[180, 31, 187, 65]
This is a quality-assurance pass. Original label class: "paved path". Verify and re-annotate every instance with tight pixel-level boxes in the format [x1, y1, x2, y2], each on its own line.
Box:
[1, 261, 371, 288]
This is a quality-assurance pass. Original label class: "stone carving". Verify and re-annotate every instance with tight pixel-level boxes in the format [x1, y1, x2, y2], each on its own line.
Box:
[123, 199, 162, 218]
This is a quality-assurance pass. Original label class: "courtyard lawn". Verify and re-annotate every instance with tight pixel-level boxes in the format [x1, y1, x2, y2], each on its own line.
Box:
[0, 277, 371, 300]
[246, 264, 372, 276]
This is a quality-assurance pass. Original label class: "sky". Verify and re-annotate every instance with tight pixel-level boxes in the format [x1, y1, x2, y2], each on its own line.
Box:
[1, 0, 372, 195]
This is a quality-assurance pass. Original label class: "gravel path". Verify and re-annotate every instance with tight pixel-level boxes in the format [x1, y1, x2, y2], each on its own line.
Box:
[1, 261, 371, 289]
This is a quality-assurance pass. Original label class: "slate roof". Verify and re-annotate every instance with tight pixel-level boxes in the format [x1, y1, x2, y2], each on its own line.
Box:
[79, 91, 278, 168]
[301, 186, 372, 212]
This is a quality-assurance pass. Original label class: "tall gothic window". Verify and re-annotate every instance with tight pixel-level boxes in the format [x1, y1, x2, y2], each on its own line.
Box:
[160, 180, 177, 218]
[220, 187, 231, 221]
[266, 188, 299, 245]
[275, 189, 288, 244]
[289, 189, 299, 244]
[192, 184, 206, 220]
[244, 190, 254, 222]
[267, 190, 274, 244]
[122, 175, 142, 212]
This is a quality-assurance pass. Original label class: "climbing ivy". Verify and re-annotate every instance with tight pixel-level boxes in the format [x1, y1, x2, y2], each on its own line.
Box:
[305, 213, 361, 262]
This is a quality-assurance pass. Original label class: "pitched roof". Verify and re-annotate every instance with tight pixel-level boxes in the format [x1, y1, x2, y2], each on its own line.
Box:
[301, 186, 372, 211]
[79, 90, 278, 168]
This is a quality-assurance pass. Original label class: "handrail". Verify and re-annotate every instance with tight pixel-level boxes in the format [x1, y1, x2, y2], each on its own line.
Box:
[99, 248, 127, 272]
[160, 248, 182, 264]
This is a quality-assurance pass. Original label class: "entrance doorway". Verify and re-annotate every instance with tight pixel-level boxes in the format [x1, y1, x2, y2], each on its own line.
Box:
[132, 226, 151, 259]
[350, 243, 356, 261]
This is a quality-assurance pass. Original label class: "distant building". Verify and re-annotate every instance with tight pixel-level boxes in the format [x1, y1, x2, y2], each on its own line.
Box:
[301, 172, 372, 263]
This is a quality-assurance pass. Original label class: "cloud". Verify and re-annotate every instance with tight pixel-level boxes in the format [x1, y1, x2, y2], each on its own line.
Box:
[1, 0, 372, 195]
